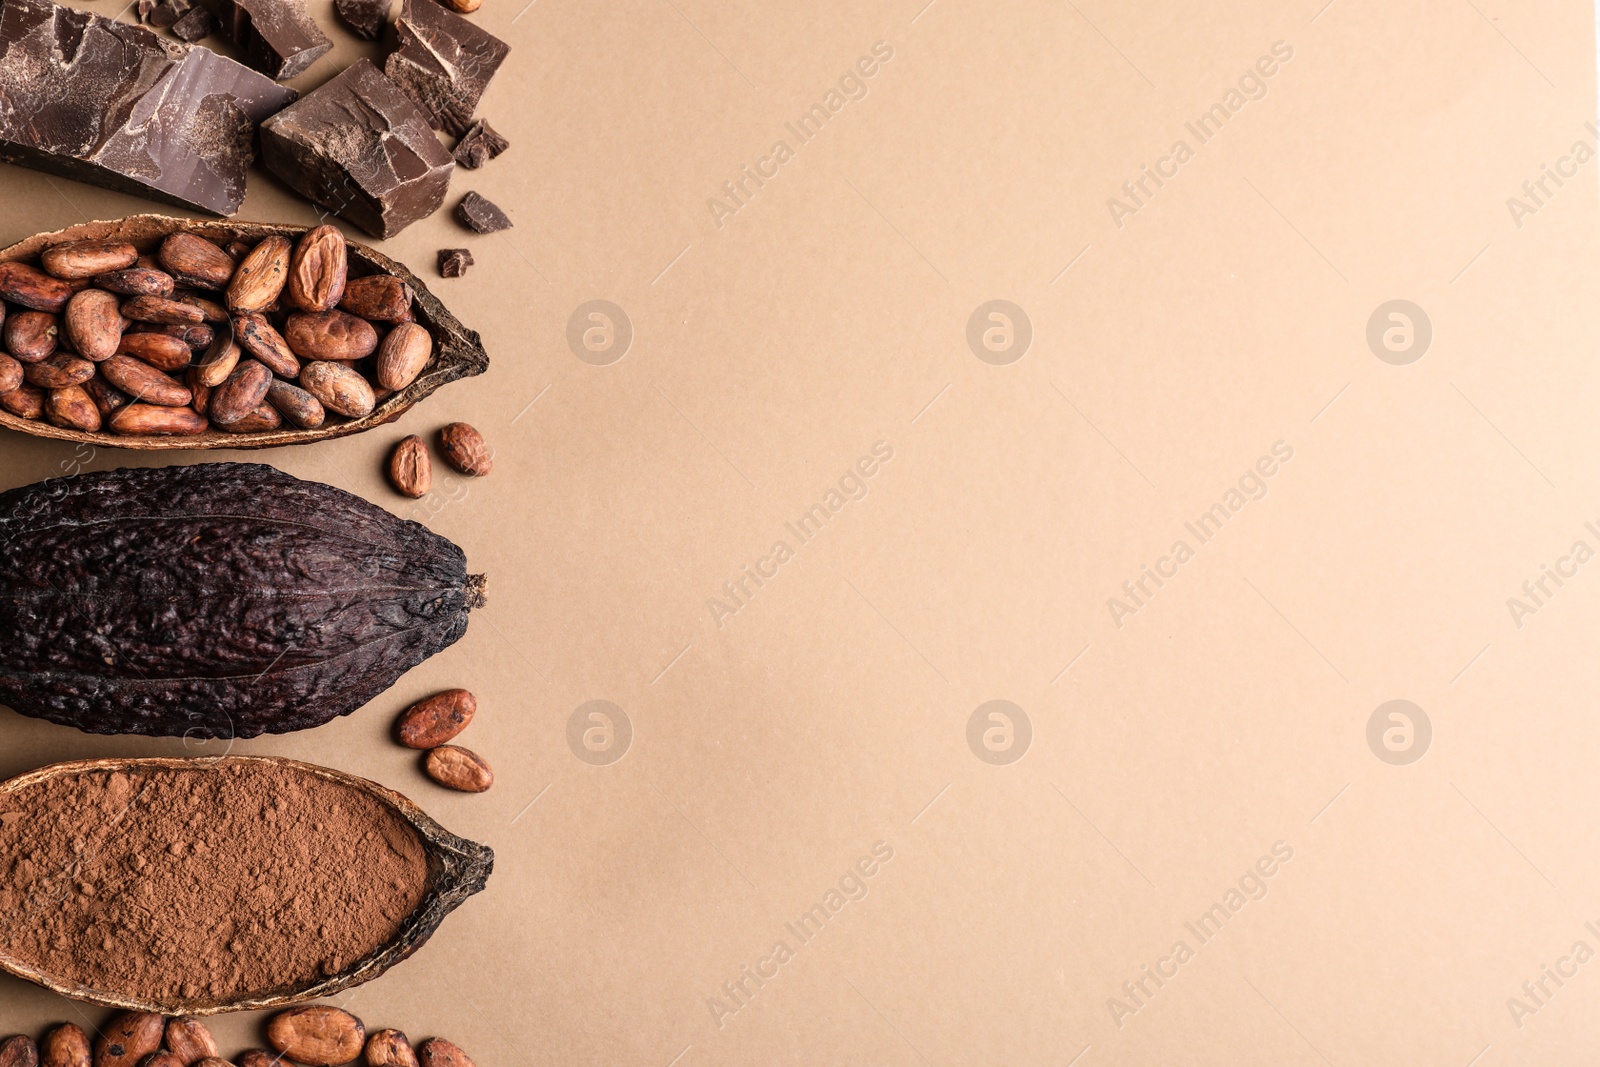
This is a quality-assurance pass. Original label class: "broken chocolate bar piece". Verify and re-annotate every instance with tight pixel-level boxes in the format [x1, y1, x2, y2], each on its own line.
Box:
[261, 59, 454, 239]
[147, 0, 188, 28]
[334, 0, 390, 39]
[453, 119, 508, 169]
[438, 249, 473, 278]
[171, 5, 214, 40]
[0, 0, 296, 216]
[385, 0, 509, 137]
[206, 0, 331, 79]
[456, 191, 511, 233]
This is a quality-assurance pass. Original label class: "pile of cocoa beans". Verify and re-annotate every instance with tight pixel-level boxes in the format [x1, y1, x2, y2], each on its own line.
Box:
[0, 1009, 473, 1067]
[0, 227, 433, 436]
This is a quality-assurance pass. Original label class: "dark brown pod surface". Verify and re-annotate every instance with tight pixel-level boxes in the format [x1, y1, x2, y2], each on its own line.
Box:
[0, 463, 485, 737]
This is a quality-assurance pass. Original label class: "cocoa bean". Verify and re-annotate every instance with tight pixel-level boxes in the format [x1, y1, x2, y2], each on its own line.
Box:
[375, 322, 432, 390]
[93, 1013, 165, 1067]
[108, 403, 207, 436]
[25, 353, 94, 388]
[0, 261, 72, 310]
[285, 310, 378, 361]
[236, 1052, 281, 1067]
[415, 1040, 474, 1067]
[83, 375, 130, 417]
[117, 332, 192, 371]
[122, 294, 206, 325]
[0, 1037, 38, 1067]
[0, 353, 21, 393]
[340, 275, 413, 321]
[227, 236, 291, 312]
[424, 746, 494, 792]
[388, 434, 431, 497]
[266, 1008, 366, 1067]
[188, 369, 212, 416]
[438, 422, 492, 476]
[40, 240, 138, 279]
[0, 384, 44, 418]
[209, 358, 273, 426]
[300, 361, 376, 417]
[94, 266, 176, 297]
[165, 1020, 219, 1067]
[101, 355, 193, 406]
[159, 232, 235, 288]
[40, 1025, 90, 1067]
[45, 385, 100, 431]
[5, 310, 58, 362]
[363, 1032, 417, 1067]
[396, 688, 475, 748]
[287, 224, 348, 312]
[235, 313, 301, 377]
[137, 1054, 181, 1067]
[195, 335, 242, 388]
[266, 379, 326, 429]
[173, 293, 230, 323]
[64, 288, 124, 360]
[216, 399, 282, 433]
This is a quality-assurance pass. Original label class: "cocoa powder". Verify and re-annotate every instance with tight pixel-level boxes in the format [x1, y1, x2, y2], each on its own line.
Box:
[0, 763, 428, 1002]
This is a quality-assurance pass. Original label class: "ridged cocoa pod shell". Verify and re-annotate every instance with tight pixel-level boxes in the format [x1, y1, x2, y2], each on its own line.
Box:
[0, 755, 494, 1015]
[0, 463, 486, 737]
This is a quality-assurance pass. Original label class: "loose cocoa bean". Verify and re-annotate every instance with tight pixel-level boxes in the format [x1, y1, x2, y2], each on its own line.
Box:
[45, 385, 100, 431]
[122, 294, 206, 325]
[265, 379, 326, 429]
[137, 1053, 181, 1067]
[438, 422, 492, 476]
[101, 354, 193, 406]
[396, 688, 475, 748]
[340, 275, 413, 321]
[0, 353, 21, 393]
[389, 434, 431, 497]
[363, 1032, 417, 1067]
[40, 1025, 90, 1067]
[94, 266, 175, 297]
[174, 293, 230, 323]
[83, 375, 130, 417]
[0, 261, 72, 310]
[108, 403, 207, 436]
[164, 1020, 218, 1067]
[0, 1036, 38, 1067]
[25, 353, 94, 388]
[287, 224, 348, 312]
[235, 313, 301, 377]
[159, 232, 235, 289]
[266, 1008, 366, 1067]
[64, 288, 124, 360]
[0, 384, 44, 418]
[216, 399, 282, 432]
[195, 335, 242, 387]
[117, 332, 192, 371]
[5, 310, 58, 362]
[285, 310, 378, 361]
[424, 746, 494, 792]
[40, 240, 139, 279]
[375, 321, 432, 390]
[300, 360, 376, 417]
[415, 1040, 474, 1067]
[94, 1013, 165, 1067]
[227, 236, 292, 312]
[209, 358, 273, 426]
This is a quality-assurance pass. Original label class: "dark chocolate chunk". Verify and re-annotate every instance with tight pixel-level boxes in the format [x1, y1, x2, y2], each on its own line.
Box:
[261, 59, 454, 239]
[438, 249, 473, 278]
[170, 5, 214, 40]
[453, 119, 507, 169]
[455, 191, 510, 234]
[0, 0, 296, 216]
[147, 0, 189, 28]
[385, 0, 508, 137]
[206, 0, 331, 79]
[136, 0, 156, 23]
[333, 0, 390, 39]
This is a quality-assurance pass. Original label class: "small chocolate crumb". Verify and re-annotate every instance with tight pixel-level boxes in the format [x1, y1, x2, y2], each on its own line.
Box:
[170, 6, 214, 40]
[453, 120, 508, 169]
[455, 191, 511, 234]
[438, 249, 473, 278]
[334, 0, 393, 39]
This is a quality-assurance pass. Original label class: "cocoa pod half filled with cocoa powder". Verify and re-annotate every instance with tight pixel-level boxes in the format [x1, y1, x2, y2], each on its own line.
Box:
[0, 463, 486, 738]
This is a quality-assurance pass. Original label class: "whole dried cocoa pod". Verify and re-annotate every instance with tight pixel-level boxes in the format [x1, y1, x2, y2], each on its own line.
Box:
[216, 399, 283, 433]
[65, 288, 125, 361]
[227, 236, 292, 312]
[122, 295, 206, 325]
[45, 385, 101, 431]
[424, 746, 494, 792]
[285, 310, 378, 361]
[415, 1040, 474, 1067]
[0, 353, 21, 393]
[396, 688, 475, 748]
[234, 313, 301, 377]
[265, 379, 326, 429]
[5, 310, 58, 362]
[0, 261, 72, 310]
[165, 1020, 219, 1067]
[195, 335, 242, 388]
[0, 384, 44, 418]
[0, 463, 486, 736]
[340, 275, 413, 321]
[287, 224, 348, 312]
[0, 1036, 39, 1067]
[300, 360, 376, 417]
[94, 1014, 165, 1067]
[95, 266, 176, 297]
[438, 422, 492, 476]
[117, 332, 192, 371]
[388, 434, 431, 497]
[266, 1008, 365, 1067]
[41, 240, 138, 279]
[376, 322, 432, 391]
[83, 376, 130, 418]
[109, 403, 207, 436]
[40, 1025, 90, 1067]
[209, 359, 273, 426]
[159, 233, 235, 289]
[101, 355, 194, 406]
[25, 354, 95, 389]
[363, 1032, 417, 1067]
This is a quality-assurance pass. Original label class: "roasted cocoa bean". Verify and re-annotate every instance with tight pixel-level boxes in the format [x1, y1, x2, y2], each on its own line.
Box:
[376, 321, 432, 390]
[108, 403, 207, 436]
[438, 422, 492, 476]
[0, 384, 44, 418]
[164, 1020, 218, 1067]
[45, 385, 101, 431]
[234, 313, 301, 377]
[5, 310, 58, 362]
[40, 1026, 90, 1067]
[117, 332, 192, 371]
[64, 288, 124, 360]
[363, 1032, 417, 1067]
[25, 353, 94, 388]
[0, 261, 72, 311]
[424, 746, 494, 792]
[340, 275, 413, 321]
[101, 354, 193, 406]
[122, 294, 206, 325]
[40, 240, 139, 279]
[195, 335, 241, 388]
[388, 434, 431, 497]
[159, 233, 235, 289]
[266, 1008, 366, 1067]
[94, 266, 176, 297]
[396, 688, 475, 748]
[285, 310, 378, 361]
[300, 360, 376, 417]
[93, 1014, 165, 1067]
[208, 358, 273, 426]
[265, 378, 326, 429]
[227, 236, 291, 312]
[287, 224, 348, 312]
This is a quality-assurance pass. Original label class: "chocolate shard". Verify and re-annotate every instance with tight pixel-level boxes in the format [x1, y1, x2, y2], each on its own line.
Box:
[147, 0, 188, 28]
[261, 59, 454, 239]
[0, 0, 295, 216]
[333, 0, 390, 39]
[170, 5, 214, 41]
[204, 0, 331, 79]
[437, 249, 472, 278]
[452, 119, 507, 169]
[455, 191, 510, 234]
[384, 0, 508, 137]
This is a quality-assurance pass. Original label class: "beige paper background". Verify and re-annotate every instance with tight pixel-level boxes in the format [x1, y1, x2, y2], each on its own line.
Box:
[2, 0, 1600, 1062]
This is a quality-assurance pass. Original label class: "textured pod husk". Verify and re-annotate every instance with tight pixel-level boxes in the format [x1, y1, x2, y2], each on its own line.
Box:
[0, 215, 488, 450]
[0, 463, 486, 737]
[0, 755, 493, 1016]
